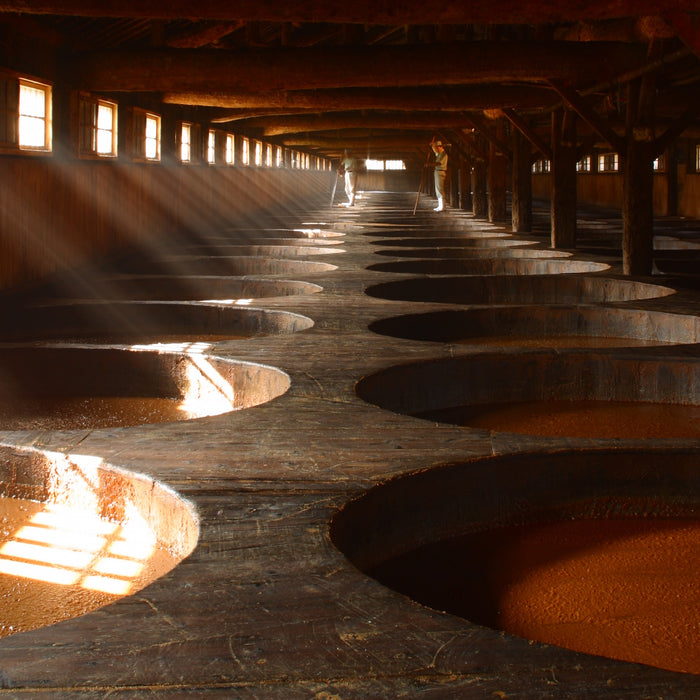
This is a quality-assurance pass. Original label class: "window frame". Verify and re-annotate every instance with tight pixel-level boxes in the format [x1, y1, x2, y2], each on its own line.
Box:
[180, 122, 192, 163]
[0, 70, 53, 155]
[225, 133, 235, 165]
[77, 93, 118, 159]
[206, 129, 216, 164]
[18, 78, 52, 152]
[598, 152, 619, 173]
[129, 107, 161, 162]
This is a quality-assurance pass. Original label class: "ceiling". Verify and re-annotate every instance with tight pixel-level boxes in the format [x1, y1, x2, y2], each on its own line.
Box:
[1, 1, 700, 166]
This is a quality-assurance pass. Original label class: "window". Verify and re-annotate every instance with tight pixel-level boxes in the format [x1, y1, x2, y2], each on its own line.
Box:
[225, 133, 234, 165]
[653, 154, 665, 172]
[254, 140, 262, 166]
[79, 96, 117, 157]
[131, 109, 160, 161]
[180, 123, 192, 162]
[207, 130, 216, 164]
[265, 143, 272, 167]
[241, 137, 250, 165]
[532, 159, 550, 173]
[275, 146, 282, 167]
[144, 114, 159, 160]
[577, 155, 591, 173]
[366, 158, 406, 171]
[18, 79, 51, 151]
[598, 152, 619, 172]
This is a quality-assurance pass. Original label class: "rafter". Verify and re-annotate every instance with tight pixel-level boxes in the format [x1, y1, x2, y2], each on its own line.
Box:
[77, 42, 647, 93]
[463, 113, 512, 161]
[164, 85, 560, 112]
[503, 108, 553, 160]
[1, 1, 698, 25]
[548, 79, 626, 154]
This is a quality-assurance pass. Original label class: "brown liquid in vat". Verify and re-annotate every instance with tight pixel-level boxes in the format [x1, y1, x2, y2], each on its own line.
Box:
[370, 518, 700, 674]
[454, 335, 670, 348]
[416, 400, 700, 438]
[0, 397, 195, 431]
[0, 497, 179, 637]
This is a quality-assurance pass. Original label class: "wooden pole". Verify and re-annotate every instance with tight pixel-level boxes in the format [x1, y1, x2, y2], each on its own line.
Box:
[551, 109, 578, 249]
[511, 128, 533, 233]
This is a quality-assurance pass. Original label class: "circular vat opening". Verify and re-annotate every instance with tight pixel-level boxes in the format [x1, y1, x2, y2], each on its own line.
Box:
[370, 236, 531, 247]
[367, 259, 609, 275]
[2, 277, 323, 304]
[0, 302, 314, 344]
[167, 245, 343, 258]
[374, 248, 571, 259]
[329, 449, 699, 674]
[110, 257, 337, 276]
[365, 275, 676, 305]
[368, 307, 700, 349]
[0, 346, 290, 431]
[355, 353, 700, 439]
[0, 443, 198, 638]
[183, 239, 343, 251]
[215, 227, 345, 239]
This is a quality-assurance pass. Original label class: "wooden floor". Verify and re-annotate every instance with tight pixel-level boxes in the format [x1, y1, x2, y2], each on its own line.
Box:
[0, 191, 699, 698]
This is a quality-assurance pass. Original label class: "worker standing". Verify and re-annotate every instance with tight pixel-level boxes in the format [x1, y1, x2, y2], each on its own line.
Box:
[431, 138, 448, 212]
[340, 148, 358, 206]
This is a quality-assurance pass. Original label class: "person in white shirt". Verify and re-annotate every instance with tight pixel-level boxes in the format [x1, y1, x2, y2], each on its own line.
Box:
[340, 149, 358, 206]
[431, 138, 448, 212]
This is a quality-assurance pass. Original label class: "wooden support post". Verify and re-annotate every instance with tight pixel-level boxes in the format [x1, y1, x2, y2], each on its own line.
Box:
[623, 135, 655, 275]
[622, 79, 656, 276]
[488, 123, 508, 223]
[460, 164, 473, 210]
[551, 109, 578, 249]
[511, 128, 532, 232]
[666, 146, 678, 217]
[472, 159, 488, 218]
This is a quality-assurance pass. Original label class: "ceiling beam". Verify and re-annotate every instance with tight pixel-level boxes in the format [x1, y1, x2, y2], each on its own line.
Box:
[1, 1, 698, 25]
[164, 85, 560, 112]
[76, 42, 647, 92]
[502, 108, 553, 160]
[248, 112, 485, 137]
[548, 79, 626, 153]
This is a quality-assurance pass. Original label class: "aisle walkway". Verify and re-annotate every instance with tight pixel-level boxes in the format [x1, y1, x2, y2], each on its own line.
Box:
[0, 192, 698, 697]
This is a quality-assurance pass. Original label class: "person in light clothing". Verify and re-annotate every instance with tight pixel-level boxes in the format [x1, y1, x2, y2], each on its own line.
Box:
[431, 138, 448, 211]
[340, 148, 358, 206]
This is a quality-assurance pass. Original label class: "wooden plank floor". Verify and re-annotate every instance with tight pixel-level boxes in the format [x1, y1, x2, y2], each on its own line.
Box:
[0, 191, 698, 697]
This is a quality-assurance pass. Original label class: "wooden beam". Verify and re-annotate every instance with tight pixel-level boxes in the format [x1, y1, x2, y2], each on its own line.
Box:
[76, 42, 647, 92]
[251, 112, 476, 136]
[460, 129, 490, 161]
[1, 0, 698, 25]
[548, 79, 626, 154]
[654, 92, 700, 154]
[503, 108, 552, 160]
[463, 113, 512, 162]
[665, 10, 700, 57]
[164, 85, 560, 112]
[165, 21, 244, 48]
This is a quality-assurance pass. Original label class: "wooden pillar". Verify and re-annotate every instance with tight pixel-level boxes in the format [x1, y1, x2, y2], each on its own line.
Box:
[551, 109, 577, 248]
[511, 128, 532, 232]
[666, 146, 678, 217]
[623, 135, 655, 276]
[622, 77, 655, 276]
[459, 163, 473, 210]
[472, 159, 488, 218]
[488, 124, 508, 222]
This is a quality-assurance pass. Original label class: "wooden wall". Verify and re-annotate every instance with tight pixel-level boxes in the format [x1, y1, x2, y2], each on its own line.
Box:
[533, 171, 693, 218]
[0, 157, 332, 292]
